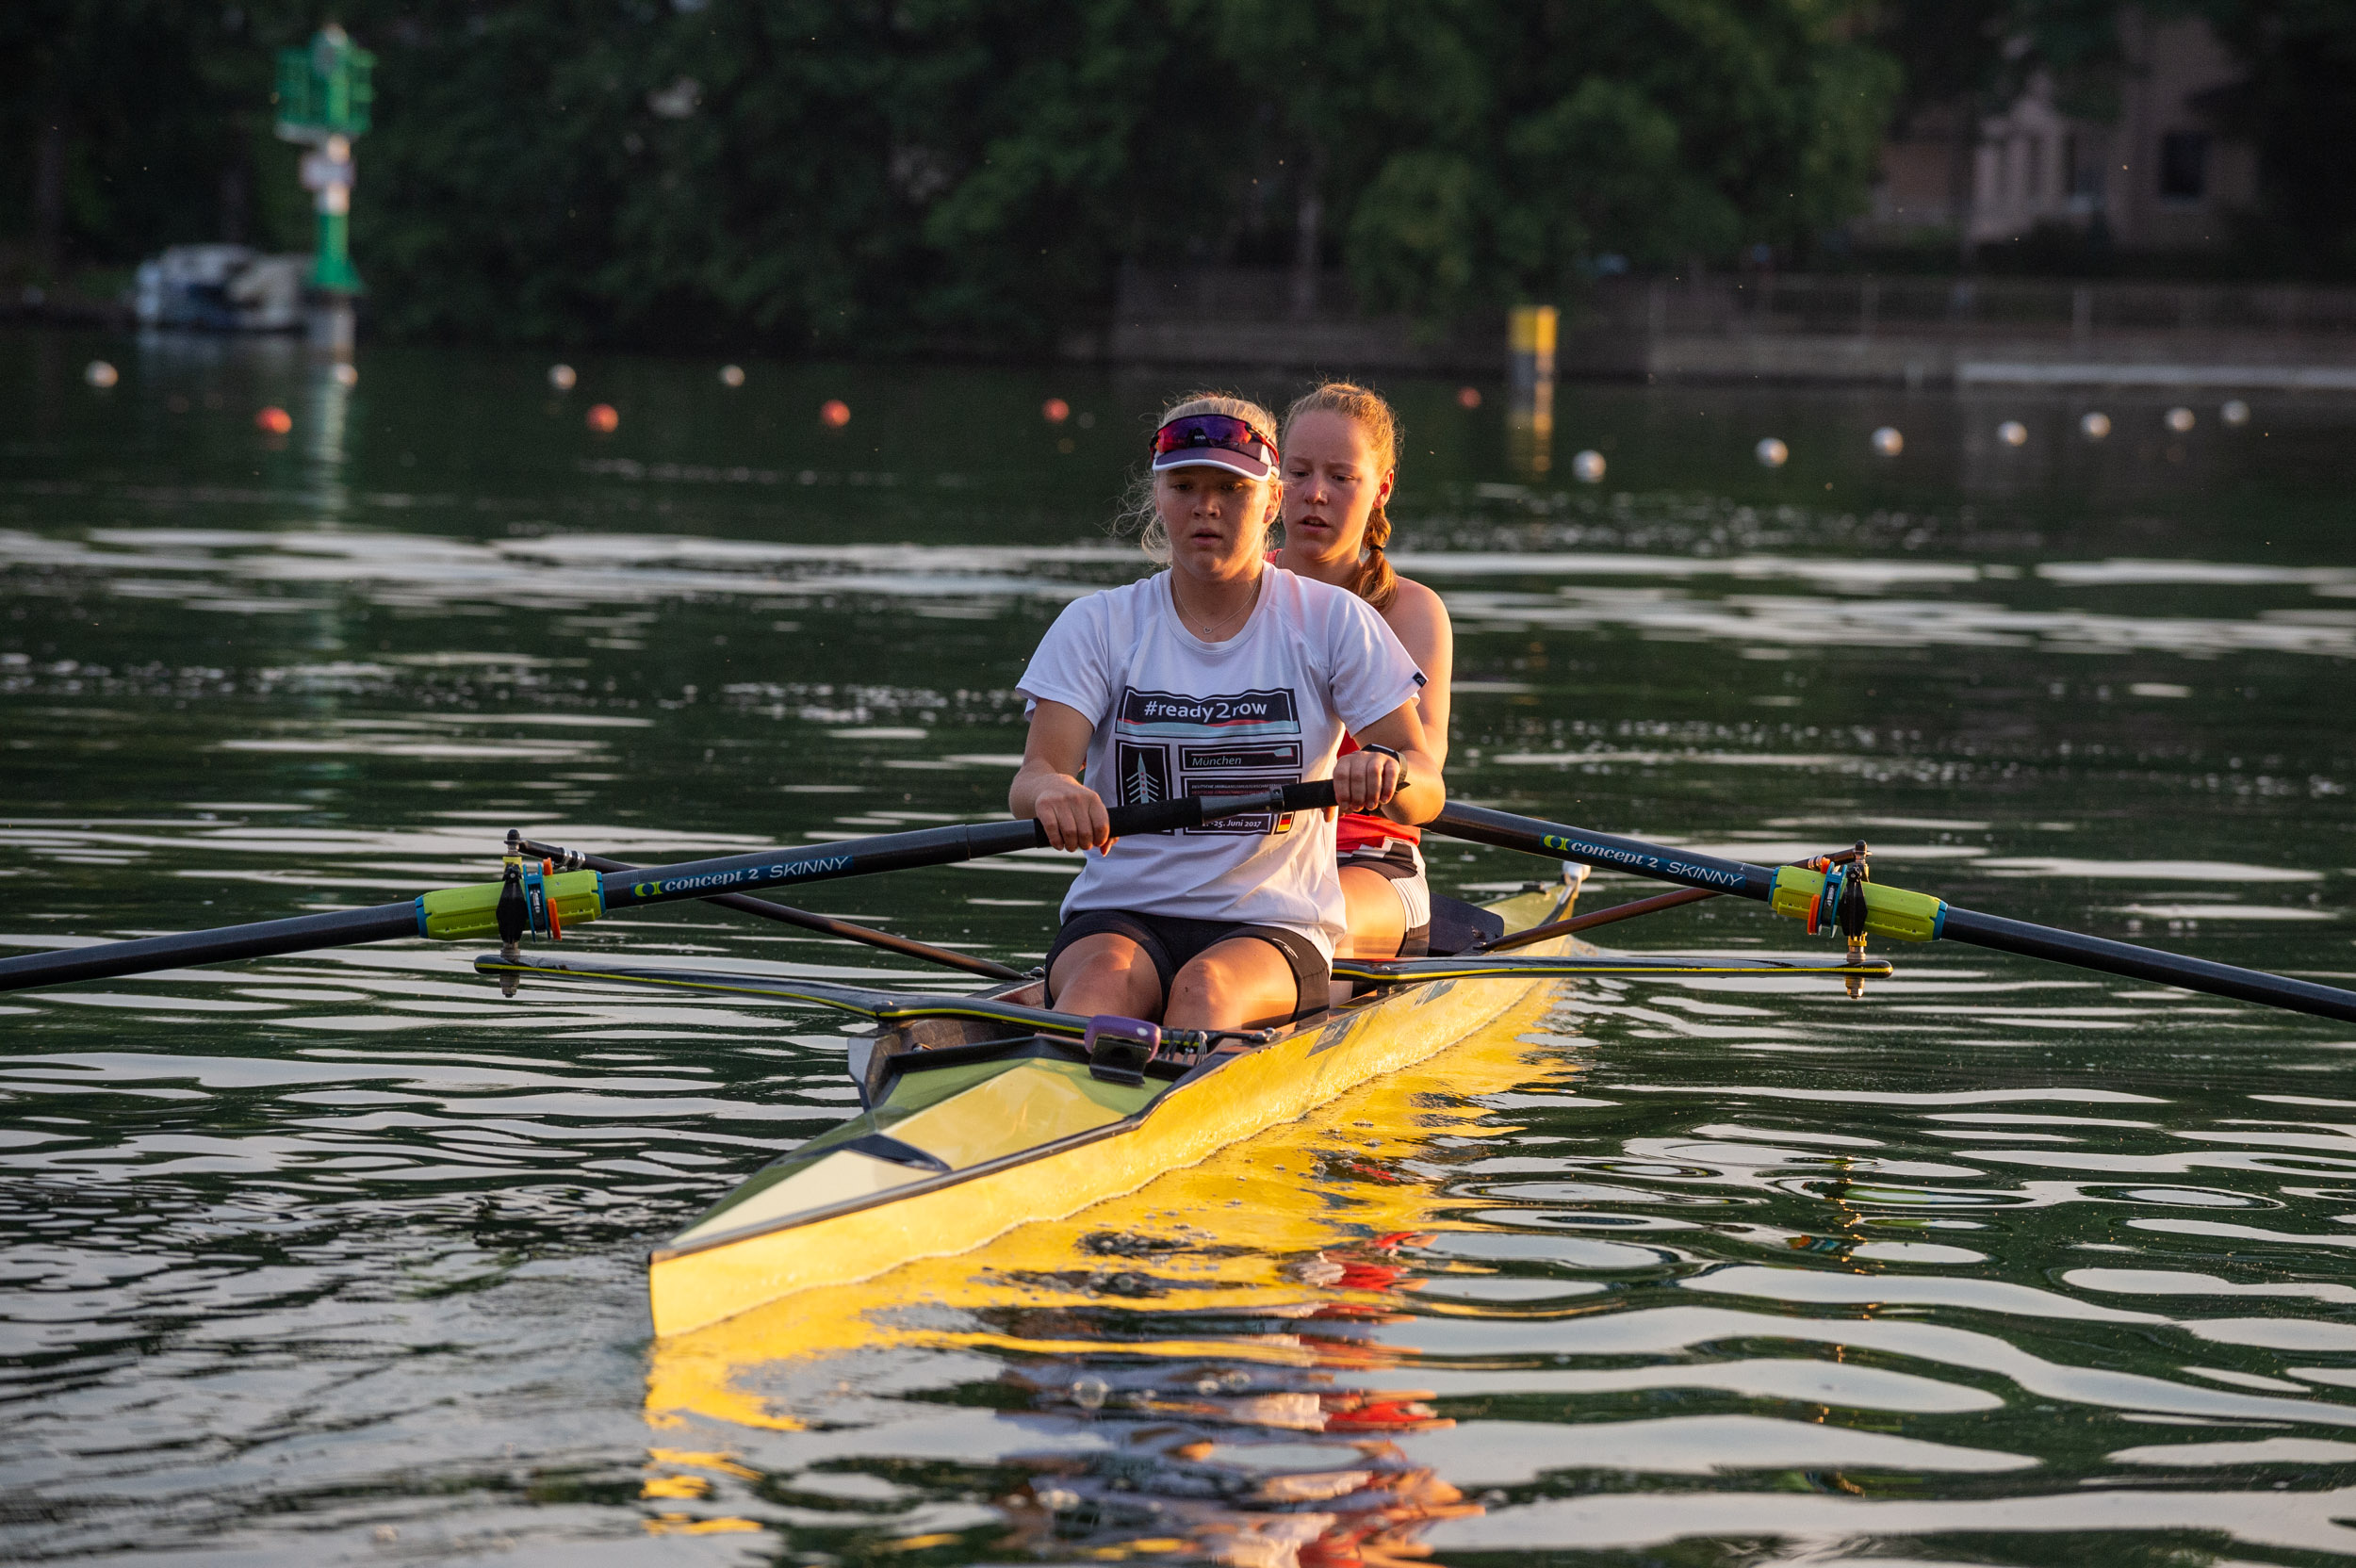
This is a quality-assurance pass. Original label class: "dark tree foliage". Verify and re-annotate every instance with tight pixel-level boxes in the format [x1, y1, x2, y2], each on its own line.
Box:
[2189, 0, 2356, 275]
[0, 0, 308, 272]
[8, 0, 2350, 347]
[350, 0, 1244, 349]
[1200, 0, 1895, 316]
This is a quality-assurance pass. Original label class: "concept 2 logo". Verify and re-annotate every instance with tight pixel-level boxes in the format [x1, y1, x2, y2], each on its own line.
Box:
[1542, 833, 1751, 890]
[629, 854, 856, 900]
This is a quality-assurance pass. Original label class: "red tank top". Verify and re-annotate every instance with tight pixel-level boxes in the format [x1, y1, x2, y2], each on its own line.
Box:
[1335, 732, 1422, 849]
[1267, 552, 1424, 849]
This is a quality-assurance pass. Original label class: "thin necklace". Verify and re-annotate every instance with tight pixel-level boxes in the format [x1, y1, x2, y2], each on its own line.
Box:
[1178, 569, 1261, 642]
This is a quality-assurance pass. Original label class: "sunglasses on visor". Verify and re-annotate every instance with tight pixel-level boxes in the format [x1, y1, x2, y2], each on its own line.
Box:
[1150, 414, 1276, 461]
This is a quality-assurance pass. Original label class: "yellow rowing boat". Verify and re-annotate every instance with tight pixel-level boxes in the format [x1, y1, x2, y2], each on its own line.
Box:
[647, 874, 1587, 1337]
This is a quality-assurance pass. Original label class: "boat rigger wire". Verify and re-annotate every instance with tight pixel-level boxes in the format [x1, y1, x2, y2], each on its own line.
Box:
[468, 953, 1273, 1051]
[1430, 801, 2356, 1025]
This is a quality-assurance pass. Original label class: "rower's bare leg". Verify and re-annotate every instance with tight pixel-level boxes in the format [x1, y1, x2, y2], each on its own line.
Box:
[1166, 938, 1300, 1033]
[1340, 864, 1407, 960]
[1048, 932, 1163, 1021]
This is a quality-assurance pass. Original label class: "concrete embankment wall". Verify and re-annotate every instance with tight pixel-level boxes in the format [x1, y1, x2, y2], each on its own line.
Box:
[1088, 268, 2356, 390]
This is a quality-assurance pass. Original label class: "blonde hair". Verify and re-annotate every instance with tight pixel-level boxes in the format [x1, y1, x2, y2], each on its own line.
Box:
[1119, 391, 1283, 563]
[1281, 382, 1401, 610]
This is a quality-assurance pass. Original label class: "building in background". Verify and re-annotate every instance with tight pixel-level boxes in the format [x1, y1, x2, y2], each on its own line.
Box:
[1866, 10, 2254, 255]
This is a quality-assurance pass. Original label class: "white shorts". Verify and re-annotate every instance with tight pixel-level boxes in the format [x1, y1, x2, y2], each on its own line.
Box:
[1336, 837, 1431, 956]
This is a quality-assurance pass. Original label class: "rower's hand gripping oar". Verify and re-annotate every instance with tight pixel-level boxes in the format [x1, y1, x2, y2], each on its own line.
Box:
[0, 783, 1344, 995]
[1429, 801, 2356, 1025]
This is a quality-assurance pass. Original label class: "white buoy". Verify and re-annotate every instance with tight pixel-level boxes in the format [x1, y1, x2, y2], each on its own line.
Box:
[720, 364, 745, 388]
[1754, 437, 1788, 468]
[1871, 426, 1903, 456]
[2220, 399, 2250, 426]
[2166, 405, 2196, 433]
[331, 362, 359, 388]
[2080, 411, 2112, 439]
[1997, 420, 2028, 447]
[84, 360, 119, 389]
[548, 364, 578, 391]
[1571, 449, 1606, 482]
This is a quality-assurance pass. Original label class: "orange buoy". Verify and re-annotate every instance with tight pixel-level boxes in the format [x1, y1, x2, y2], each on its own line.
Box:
[1042, 398, 1071, 424]
[255, 406, 293, 435]
[820, 399, 851, 428]
[1456, 386, 1481, 409]
[585, 403, 619, 433]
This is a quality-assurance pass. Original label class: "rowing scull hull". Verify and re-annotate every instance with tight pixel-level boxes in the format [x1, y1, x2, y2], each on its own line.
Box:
[648, 878, 1581, 1337]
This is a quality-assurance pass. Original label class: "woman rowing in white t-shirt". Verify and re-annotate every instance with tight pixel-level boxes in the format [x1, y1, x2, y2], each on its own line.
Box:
[1010, 393, 1445, 1034]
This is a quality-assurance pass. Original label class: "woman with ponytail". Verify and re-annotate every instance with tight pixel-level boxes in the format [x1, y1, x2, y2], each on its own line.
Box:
[1012, 392, 1445, 1033]
[1275, 384, 1453, 959]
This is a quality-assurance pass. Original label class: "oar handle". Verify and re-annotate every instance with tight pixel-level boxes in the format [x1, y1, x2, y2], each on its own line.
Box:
[1094, 780, 1340, 840]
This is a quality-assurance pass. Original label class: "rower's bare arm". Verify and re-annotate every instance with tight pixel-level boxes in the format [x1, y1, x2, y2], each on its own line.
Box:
[1011, 699, 1114, 852]
[1384, 579, 1453, 773]
[1344, 703, 1444, 825]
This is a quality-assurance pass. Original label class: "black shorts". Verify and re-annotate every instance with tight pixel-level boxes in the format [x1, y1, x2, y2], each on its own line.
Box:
[1043, 909, 1330, 1023]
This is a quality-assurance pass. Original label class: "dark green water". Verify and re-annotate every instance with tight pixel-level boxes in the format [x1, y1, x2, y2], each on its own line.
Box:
[3, 327, 2354, 1565]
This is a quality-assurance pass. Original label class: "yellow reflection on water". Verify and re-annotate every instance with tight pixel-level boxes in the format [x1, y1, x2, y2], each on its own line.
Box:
[643, 986, 1587, 1559]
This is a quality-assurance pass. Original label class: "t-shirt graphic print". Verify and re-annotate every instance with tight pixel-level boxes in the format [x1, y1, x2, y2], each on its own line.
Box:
[1016, 566, 1423, 961]
[1116, 687, 1301, 836]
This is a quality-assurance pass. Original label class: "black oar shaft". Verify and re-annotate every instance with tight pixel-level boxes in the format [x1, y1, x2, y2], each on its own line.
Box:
[516, 838, 1023, 981]
[597, 783, 1335, 913]
[1476, 842, 1871, 955]
[1428, 802, 2356, 1026]
[0, 783, 1344, 996]
[1433, 803, 1775, 899]
[1939, 906, 2356, 1023]
[597, 820, 1039, 911]
[0, 903, 418, 991]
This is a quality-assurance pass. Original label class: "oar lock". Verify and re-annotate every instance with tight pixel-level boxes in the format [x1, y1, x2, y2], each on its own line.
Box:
[416, 833, 606, 985]
[483, 828, 601, 995]
[1765, 841, 1950, 999]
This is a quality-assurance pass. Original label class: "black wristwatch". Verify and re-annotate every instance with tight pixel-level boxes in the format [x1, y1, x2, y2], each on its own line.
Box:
[1359, 744, 1409, 789]
[1352, 743, 1411, 808]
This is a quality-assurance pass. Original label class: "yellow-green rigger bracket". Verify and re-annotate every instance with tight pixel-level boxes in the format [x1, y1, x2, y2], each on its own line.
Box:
[415, 871, 605, 940]
[1769, 865, 1946, 942]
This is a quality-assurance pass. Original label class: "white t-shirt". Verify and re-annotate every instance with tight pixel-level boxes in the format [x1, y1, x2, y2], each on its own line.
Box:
[1017, 566, 1424, 961]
